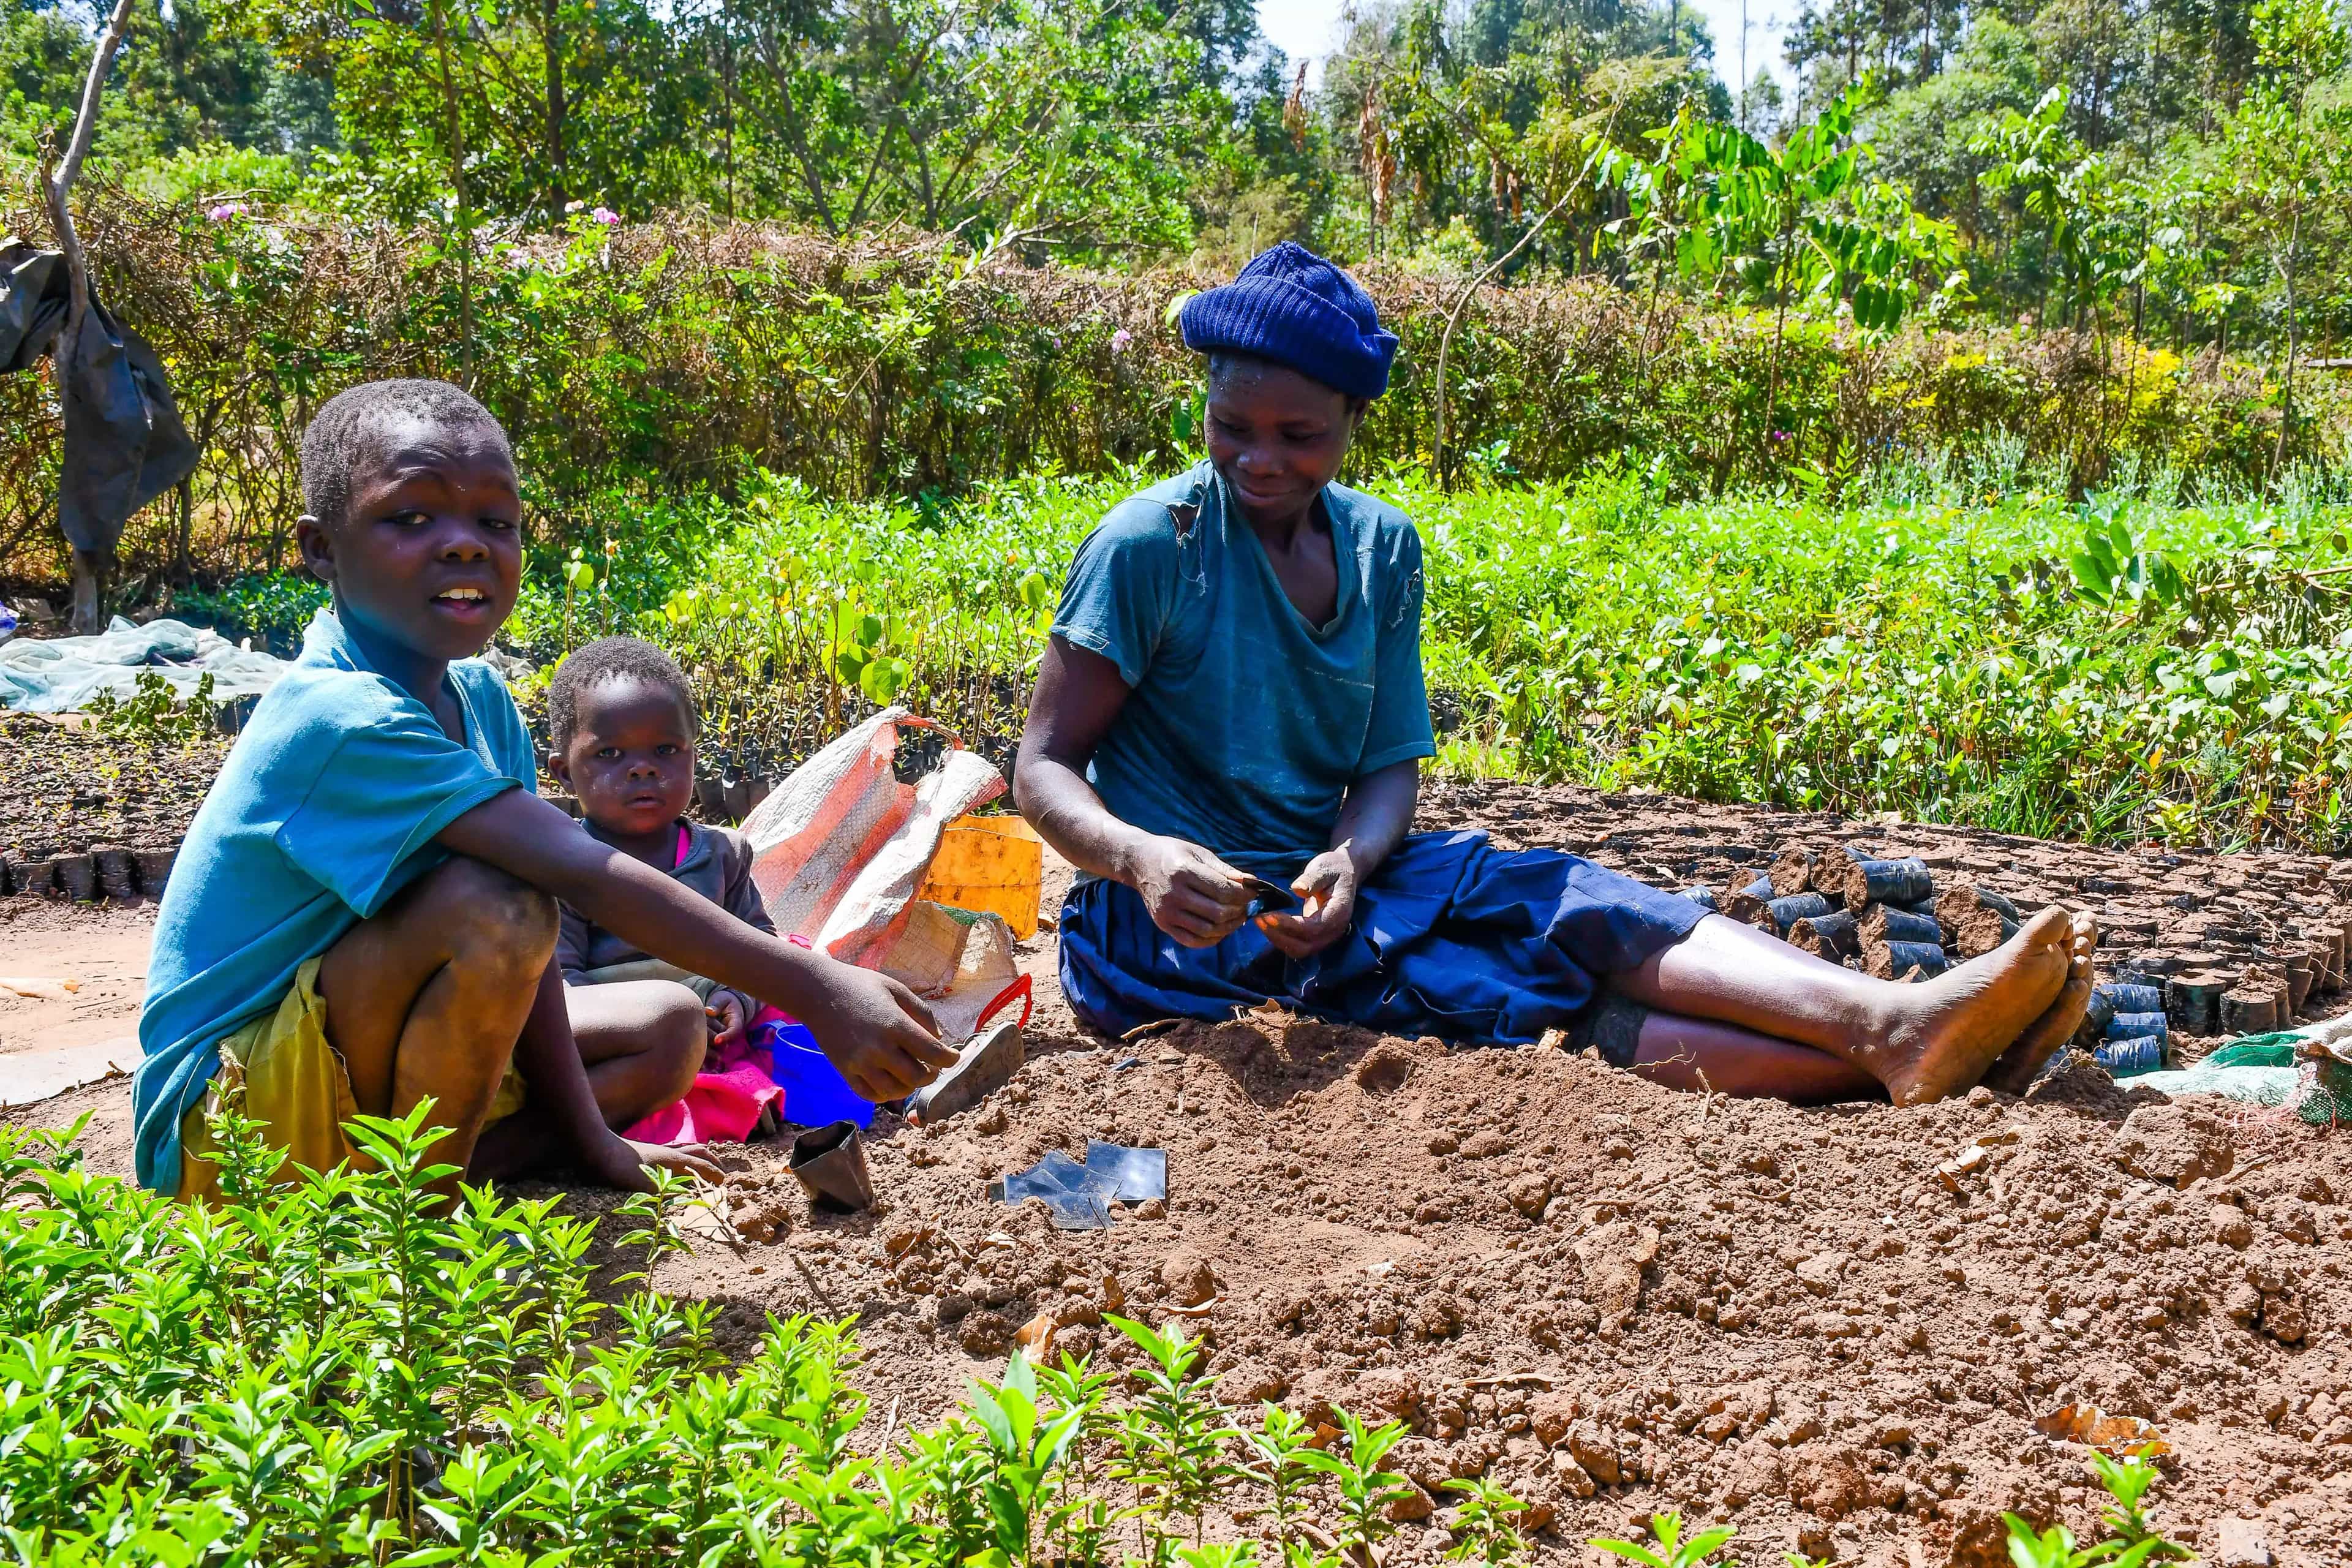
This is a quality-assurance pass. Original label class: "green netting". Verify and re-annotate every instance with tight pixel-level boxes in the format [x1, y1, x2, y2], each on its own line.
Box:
[2135, 1033, 2352, 1127]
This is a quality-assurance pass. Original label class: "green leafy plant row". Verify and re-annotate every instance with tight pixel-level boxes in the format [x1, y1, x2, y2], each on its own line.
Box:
[184, 451, 2352, 853]
[0, 1095, 1535, 1568]
[0, 1095, 2201, 1568]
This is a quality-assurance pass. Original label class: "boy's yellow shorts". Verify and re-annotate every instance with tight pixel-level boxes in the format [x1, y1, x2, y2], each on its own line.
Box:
[176, 956, 527, 1203]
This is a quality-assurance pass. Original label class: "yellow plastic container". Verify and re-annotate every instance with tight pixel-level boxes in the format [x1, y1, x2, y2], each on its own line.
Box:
[919, 814, 1045, 940]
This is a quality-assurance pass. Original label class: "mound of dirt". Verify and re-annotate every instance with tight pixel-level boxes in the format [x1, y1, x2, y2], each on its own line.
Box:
[9, 778, 2349, 1565]
[557, 1003, 2342, 1568]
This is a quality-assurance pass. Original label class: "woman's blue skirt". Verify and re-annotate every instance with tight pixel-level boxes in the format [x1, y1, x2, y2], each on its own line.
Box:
[1057, 829, 1709, 1041]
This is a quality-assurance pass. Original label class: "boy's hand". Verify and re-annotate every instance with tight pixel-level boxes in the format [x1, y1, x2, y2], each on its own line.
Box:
[800, 962, 958, 1102]
[1256, 848, 1361, 959]
[1133, 834, 1255, 948]
[579, 1128, 724, 1191]
[706, 989, 750, 1052]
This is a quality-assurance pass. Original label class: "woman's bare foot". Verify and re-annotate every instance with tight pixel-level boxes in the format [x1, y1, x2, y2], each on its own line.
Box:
[1979, 913, 2100, 1095]
[1872, 907, 2075, 1105]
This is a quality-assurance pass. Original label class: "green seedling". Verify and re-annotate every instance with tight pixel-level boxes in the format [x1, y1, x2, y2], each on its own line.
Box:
[1106, 1314, 1242, 1560]
[961, 1350, 1093, 1567]
[1441, 1474, 1529, 1566]
[2003, 1446, 2194, 1568]
[1238, 1402, 1317, 1550]
[1589, 1510, 1737, 1568]
[1294, 1407, 1415, 1557]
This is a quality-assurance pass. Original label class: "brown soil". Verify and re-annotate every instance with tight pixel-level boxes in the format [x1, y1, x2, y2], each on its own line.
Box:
[0, 713, 228, 867]
[7, 781, 2348, 1567]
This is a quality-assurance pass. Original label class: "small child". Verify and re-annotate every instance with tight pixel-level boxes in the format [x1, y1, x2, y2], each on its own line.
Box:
[134, 380, 957, 1202]
[544, 637, 790, 1142]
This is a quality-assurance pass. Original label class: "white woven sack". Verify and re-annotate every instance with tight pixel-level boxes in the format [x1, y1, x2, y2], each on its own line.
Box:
[740, 708, 1006, 967]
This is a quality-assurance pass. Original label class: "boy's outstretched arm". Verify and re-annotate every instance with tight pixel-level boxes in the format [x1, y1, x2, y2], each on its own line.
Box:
[440, 791, 960, 1101]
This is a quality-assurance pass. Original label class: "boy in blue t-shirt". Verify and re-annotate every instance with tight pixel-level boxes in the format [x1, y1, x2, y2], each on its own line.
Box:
[135, 380, 956, 1200]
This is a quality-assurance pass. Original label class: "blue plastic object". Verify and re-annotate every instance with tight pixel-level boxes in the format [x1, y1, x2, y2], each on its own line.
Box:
[2103, 983, 2165, 1014]
[756, 1020, 877, 1129]
[2106, 1010, 2169, 1042]
[2082, 989, 2117, 1037]
[2095, 1034, 2166, 1077]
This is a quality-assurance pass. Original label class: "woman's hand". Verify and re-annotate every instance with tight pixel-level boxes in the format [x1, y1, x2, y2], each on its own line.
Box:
[1256, 847, 1362, 958]
[1132, 834, 1256, 948]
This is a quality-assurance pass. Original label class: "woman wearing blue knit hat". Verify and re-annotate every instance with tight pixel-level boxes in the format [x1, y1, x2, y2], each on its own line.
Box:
[1013, 244, 2095, 1106]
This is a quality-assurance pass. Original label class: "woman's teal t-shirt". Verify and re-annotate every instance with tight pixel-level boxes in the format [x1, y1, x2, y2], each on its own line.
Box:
[1050, 460, 1436, 878]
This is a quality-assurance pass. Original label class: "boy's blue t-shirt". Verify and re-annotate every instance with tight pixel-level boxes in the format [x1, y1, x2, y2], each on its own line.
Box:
[1050, 459, 1435, 880]
[133, 609, 538, 1193]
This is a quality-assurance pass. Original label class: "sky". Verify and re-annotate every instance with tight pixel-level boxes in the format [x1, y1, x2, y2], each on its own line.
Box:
[1253, 0, 1792, 92]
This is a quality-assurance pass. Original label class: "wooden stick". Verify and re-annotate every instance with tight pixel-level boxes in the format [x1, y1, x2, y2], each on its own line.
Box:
[43, 0, 137, 356]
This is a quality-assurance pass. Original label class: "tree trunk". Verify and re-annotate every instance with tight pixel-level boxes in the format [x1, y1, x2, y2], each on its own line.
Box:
[429, 0, 475, 388]
[2274, 210, 2301, 477]
[45, 0, 137, 635]
[541, 0, 567, 214]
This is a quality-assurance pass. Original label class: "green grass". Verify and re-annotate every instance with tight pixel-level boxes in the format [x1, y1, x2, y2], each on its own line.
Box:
[175, 457, 2352, 851]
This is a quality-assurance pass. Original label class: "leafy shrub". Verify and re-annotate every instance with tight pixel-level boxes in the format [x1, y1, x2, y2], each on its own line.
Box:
[83, 670, 219, 744]
[510, 461, 2352, 852]
[0, 1096, 1436, 1567]
[4, 176, 2342, 587]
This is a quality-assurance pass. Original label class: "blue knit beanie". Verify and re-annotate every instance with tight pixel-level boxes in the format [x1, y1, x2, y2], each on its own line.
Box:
[1178, 242, 1399, 400]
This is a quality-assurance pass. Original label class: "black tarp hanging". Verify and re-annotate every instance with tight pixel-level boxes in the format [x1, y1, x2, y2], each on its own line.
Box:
[1, 235, 199, 558]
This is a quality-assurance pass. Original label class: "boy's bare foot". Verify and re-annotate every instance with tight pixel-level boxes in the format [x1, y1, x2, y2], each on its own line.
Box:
[1978, 913, 2100, 1095]
[1873, 907, 2074, 1105]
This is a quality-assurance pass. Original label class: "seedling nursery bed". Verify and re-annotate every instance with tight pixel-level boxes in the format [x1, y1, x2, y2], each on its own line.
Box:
[7, 773, 2348, 1566]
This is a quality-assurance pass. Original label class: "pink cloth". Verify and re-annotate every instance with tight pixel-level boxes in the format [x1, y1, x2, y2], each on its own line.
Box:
[622, 1010, 787, 1146]
[620, 827, 791, 1145]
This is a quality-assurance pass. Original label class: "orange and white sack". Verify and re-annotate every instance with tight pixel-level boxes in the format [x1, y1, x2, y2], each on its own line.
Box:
[740, 707, 1006, 968]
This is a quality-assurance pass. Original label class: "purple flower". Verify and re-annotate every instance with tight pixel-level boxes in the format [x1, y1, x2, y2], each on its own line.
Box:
[1110, 328, 1134, 353]
[207, 202, 246, 222]
[1770, 429, 1792, 442]
[592, 206, 620, 226]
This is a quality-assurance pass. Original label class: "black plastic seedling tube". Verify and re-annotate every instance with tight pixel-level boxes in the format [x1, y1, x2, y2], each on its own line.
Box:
[1860, 904, 1942, 946]
[1844, 857, 1932, 911]
[1768, 892, 1833, 932]
[1877, 939, 1948, 979]
[2102, 983, 2165, 1016]
[55, 853, 98, 902]
[2163, 976, 2224, 1036]
[1790, 908, 1860, 960]
[133, 848, 177, 895]
[2105, 1009, 2168, 1042]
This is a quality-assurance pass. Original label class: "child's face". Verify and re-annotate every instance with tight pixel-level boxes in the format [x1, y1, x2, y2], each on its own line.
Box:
[554, 675, 698, 839]
[298, 412, 522, 664]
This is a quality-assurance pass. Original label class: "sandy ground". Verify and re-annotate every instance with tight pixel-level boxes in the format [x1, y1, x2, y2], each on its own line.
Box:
[5, 788, 2348, 1568]
[0, 899, 150, 1106]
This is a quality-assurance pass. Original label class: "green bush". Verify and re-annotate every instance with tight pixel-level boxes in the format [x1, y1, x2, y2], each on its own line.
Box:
[491, 460, 2350, 853]
[0, 1097, 1446, 1567]
[99, 451, 2352, 851]
[3, 176, 2341, 587]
